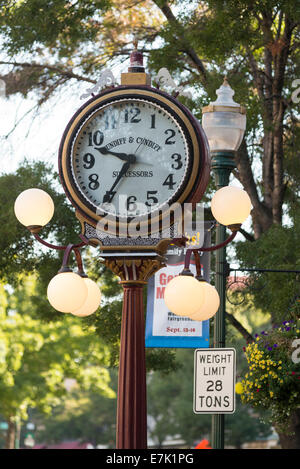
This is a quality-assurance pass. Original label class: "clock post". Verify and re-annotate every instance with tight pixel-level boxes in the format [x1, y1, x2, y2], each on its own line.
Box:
[57, 42, 210, 449]
[102, 47, 164, 450]
[103, 256, 164, 449]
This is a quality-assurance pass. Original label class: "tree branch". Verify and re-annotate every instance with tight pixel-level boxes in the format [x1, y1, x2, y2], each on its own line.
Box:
[153, 1, 207, 83]
[0, 61, 96, 85]
[225, 311, 254, 343]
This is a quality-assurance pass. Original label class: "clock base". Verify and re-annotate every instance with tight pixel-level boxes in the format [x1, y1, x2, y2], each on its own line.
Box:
[81, 219, 181, 255]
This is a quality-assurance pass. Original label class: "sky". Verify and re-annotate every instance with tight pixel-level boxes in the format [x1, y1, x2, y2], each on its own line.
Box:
[0, 55, 132, 176]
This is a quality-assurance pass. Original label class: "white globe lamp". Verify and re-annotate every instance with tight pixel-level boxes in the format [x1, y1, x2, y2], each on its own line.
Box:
[189, 281, 220, 321]
[14, 188, 54, 232]
[164, 271, 205, 317]
[71, 277, 101, 317]
[211, 185, 252, 226]
[47, 271, 88, 313]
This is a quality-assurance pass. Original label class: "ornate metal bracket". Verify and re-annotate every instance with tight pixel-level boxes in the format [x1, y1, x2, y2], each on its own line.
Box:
[80, 69, 116, 100]
[154, 68, 192, 99]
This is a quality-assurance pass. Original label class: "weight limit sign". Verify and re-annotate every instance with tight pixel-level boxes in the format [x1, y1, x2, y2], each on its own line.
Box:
[193, 348, 236, 414]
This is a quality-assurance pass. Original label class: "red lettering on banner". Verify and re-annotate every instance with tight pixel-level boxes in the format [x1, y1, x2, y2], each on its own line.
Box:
[160, 273, 167, 285]
[159, 273, 176, 285]
[156, 287, 165, 299]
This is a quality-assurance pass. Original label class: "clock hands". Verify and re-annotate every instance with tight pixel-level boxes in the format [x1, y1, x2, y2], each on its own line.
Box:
[102, 161, 130, 204]
[95, 146, 152, 166]
[95, 147, 136, 164]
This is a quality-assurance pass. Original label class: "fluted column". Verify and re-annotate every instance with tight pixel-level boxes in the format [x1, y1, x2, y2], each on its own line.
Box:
[102, 256, 165, 449]
[117, 281, 147, 448]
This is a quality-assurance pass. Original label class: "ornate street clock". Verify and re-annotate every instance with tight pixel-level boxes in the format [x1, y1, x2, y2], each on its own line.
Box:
[58, 50, 210, 253]
[57, 45, 211, 450]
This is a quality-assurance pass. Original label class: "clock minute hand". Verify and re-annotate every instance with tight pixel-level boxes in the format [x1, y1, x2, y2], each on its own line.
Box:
[103, 161, 130, 204]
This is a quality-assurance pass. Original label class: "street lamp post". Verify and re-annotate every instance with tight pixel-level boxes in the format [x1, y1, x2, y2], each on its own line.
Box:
[202, 77, 247, 449]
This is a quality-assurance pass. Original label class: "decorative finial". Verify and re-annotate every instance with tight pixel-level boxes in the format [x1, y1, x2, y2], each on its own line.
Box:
[121, 37, 151, 85]
[133, 38, 138, 50]
[211, 76, 239, 107]
[223, 75, 229, 86]
[128, 39, 144, 73]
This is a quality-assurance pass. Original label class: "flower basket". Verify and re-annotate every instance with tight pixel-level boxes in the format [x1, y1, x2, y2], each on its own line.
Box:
[238, 320, 300, 431]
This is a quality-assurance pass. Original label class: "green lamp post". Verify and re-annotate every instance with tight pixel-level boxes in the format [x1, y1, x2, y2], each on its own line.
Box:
[202, 78, 247, 449]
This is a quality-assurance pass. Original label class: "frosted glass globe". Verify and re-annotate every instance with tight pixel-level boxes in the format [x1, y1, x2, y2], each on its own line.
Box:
[71, 278, 101, 317]
[47, 272, 88, 313]
[202, 78, 246, 152]
[164, 274, 205, 317]
[211, 186, 251, 226]
[189, 282, 220, 321]
[14, 188, 54, 228]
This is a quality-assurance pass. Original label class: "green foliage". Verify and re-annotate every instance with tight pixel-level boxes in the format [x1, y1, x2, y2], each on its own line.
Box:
[34, 370, 118, 447]
[0, 160, 81, 287]
[147, 347, 272, 447]
[0, 278, 114, 424]
[0, 0, 110, 57]
[235, 215, 300, 323]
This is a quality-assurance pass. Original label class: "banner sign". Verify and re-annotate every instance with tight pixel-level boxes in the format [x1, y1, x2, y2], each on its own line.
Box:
[145, 225, 211, 348]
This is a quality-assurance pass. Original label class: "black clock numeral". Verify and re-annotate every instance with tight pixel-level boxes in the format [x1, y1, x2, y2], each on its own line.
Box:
[83, 153, 95, 169]
[150, 114, 156, 129]
[124, 107, 141, 124]
[88, 130, 104, 147]
[88, 174, 100, 190]
[171, 153, 183, 170]
[126, 195, 138, 211]
[163, 174, 176, 190]
[145, 190, 158, 206]
[165, 129, 176, 145]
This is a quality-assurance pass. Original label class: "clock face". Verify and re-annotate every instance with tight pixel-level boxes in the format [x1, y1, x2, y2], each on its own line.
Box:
[70, 97, 191, 218]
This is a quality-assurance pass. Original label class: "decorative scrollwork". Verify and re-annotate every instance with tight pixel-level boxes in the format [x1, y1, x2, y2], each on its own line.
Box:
[102, 257, 165, 284]
[154, 68, 192, 99]
[80, 69, 116, 100]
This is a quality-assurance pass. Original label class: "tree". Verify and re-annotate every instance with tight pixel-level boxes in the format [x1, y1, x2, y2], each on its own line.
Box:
[1, 0, 299, 237]
[0, 277, 114, 449]
[32, 370, 118, 448]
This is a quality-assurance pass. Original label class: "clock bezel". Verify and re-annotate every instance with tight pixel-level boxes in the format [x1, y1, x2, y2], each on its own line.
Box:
[58, 85, 210, 240]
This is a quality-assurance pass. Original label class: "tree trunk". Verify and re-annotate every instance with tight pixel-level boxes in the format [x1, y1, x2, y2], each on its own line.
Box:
[276, 409, 300, 449]
[5, 418, 16, 449]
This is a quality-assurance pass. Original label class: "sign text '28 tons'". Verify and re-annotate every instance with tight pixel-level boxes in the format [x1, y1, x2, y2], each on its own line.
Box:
[193, 348, 236, 414]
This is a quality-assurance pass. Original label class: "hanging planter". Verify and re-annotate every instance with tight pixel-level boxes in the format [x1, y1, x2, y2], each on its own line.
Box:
[237, 319, 300, 447]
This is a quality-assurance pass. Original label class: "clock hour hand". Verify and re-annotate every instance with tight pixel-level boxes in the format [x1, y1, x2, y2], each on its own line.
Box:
[103, 161, 130, 203]
[95, 147, 136, 164]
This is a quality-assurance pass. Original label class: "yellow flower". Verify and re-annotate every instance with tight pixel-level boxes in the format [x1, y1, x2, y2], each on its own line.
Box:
[235, 382, 244, 394]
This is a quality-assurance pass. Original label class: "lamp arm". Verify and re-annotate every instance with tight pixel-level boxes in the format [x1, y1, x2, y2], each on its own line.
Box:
[33, 232, 87, 251]
[58, 244, 86, 276]
[31, 232, 89, 275]
[198, 230, 237, 252]
[184, 230, 237, 271]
